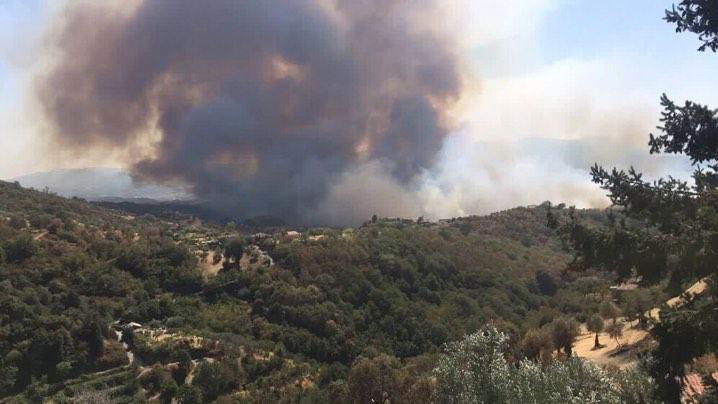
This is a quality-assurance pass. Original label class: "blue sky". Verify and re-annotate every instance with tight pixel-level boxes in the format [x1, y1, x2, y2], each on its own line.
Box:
[0, 0, 35, 107]
[0, 0, 48, 180]
[465, 0, 718, 100]
[0, 0, 42, 91]
[542, 0, 677, 61]
[540, 0, 718, 101]
[0, 0, 717, 215]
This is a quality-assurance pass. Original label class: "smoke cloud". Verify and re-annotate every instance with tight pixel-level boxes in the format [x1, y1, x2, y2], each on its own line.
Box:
[38, 0, 460, 222]
[35, 1, 695, 225]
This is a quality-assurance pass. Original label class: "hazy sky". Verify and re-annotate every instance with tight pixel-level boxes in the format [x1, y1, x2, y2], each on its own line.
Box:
[1, 0, 717, 219]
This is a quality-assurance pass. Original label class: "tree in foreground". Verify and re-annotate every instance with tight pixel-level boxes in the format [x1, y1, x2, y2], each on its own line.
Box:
[665, 0, 718, 52]
[550, 2, 718, 400]
[586, 314, 605, 349]
[433, 326, 658, 403]
[549, 317, 579, 356]
[520, 328, 554, 363]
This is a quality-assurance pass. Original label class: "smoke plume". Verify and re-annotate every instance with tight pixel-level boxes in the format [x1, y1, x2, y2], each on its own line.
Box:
[38, 0, 460, 222]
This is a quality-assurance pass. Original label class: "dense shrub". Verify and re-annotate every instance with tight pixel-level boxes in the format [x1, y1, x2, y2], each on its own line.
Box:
[434, 326, 658, 403]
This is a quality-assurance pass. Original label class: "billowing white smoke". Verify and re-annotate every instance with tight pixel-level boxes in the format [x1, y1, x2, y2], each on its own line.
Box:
[316, 129, 691, 226]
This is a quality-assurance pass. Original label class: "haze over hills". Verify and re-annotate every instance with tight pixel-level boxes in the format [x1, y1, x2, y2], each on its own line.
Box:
[8, 138, 691, 227]
[12, 168, 189, 201]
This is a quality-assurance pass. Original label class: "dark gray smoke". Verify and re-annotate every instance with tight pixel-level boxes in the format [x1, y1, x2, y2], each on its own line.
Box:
[38, 0, 460, 222]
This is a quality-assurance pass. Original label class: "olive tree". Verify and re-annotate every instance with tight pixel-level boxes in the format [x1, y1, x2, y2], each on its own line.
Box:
[433, 326, 659, 403]
[586, 314, 605, 349]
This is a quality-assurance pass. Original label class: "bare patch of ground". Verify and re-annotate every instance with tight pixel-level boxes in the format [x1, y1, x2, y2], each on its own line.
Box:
[576, 280, 708, 369]
[667, 280, 707, 307]
[574, 322, 650, 369]
[649, 279, 708, 321]
[199, 250, 224, 278]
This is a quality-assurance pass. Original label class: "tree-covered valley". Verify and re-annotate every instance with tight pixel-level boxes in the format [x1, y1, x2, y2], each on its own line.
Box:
[0, 179, 668, 403]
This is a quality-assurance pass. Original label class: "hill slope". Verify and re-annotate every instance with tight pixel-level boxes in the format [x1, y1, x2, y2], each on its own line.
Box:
[0, 181, 613, 402]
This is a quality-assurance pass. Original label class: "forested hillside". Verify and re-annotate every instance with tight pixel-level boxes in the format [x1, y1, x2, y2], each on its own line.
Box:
[0, 180, 643, 402]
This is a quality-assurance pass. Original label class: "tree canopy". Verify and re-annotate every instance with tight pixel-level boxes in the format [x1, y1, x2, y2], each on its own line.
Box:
[550, 2, 718, 400]
[665, 0, 718, 52]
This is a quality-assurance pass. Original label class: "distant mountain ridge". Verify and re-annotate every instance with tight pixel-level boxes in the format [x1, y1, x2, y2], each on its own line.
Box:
[12, 168, 189, 201]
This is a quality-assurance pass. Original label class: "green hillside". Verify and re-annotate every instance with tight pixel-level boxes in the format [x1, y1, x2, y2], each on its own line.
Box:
[0, 181, 624, 402]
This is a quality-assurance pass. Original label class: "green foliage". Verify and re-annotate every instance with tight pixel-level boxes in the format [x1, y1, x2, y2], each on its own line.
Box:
[0, 180, 612, 401]
[172, 349, 192, 384]
[549, 317, 580, 356]
[177, 384, 203, 404]
[3, 235, 37, 263]
[549, 4, 718, 401]
[8, 214, 26, 230]
[651, 293, 718, 399]
[622, 288, 656, 328]
[650, 94, 718, 167]
[192, 360, 241, 401]
[535, 270, 558, 296]
[159, 378, 178, 403]
[347, 355, 400, 403]
[665, 0, 718, 52]
[224, 237, 246, 262]
[139, 365, 175, 395]
[600, 300, 621, 323]
[586, 314, 605, 348]
[520, 328, 553, 361]
[606, 322, 625, 347]
[0, 358, 18, 396]
[434, 326, 659, 403]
